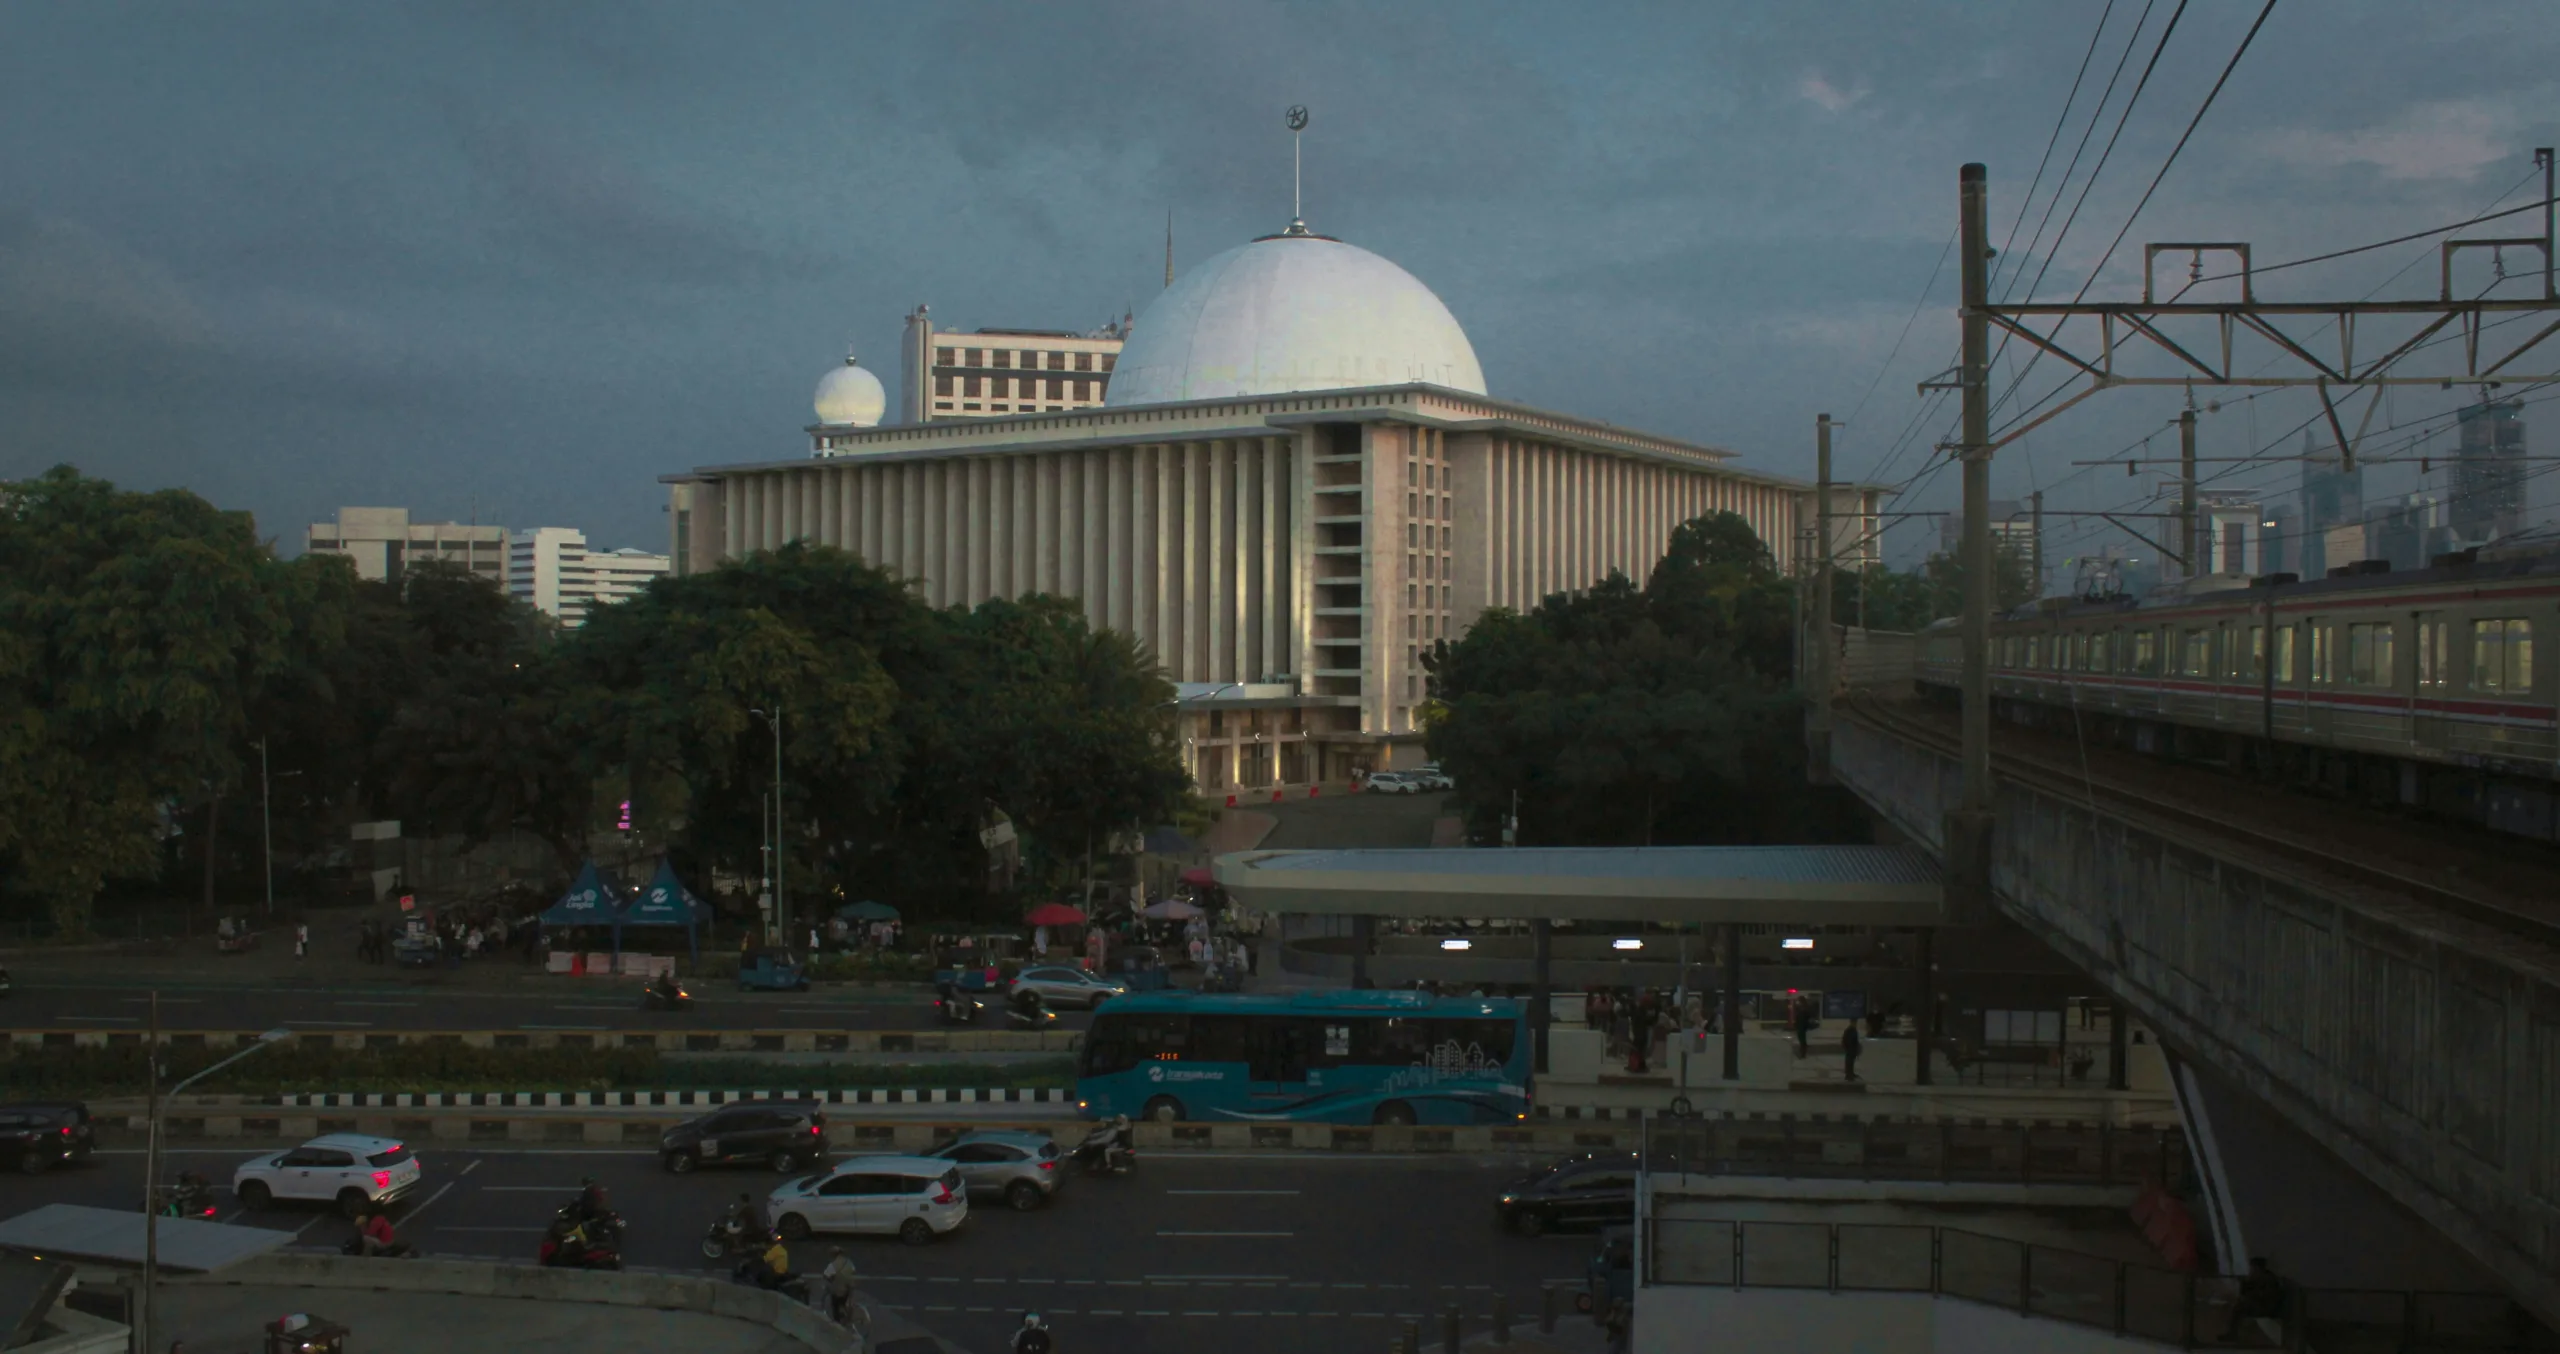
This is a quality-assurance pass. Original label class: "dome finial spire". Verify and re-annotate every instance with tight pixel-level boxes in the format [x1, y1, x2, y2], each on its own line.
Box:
[1285, 105, 1310, 235]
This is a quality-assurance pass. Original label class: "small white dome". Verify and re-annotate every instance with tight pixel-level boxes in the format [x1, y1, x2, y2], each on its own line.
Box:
[1106, 229, 1485, 406]
[814, 355, 886, 426]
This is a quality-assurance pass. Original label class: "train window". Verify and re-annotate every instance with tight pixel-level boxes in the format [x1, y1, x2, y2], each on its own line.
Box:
[2471, 619, 2534, 693]
[2346, 622, 2395, 687]
[2310, 624, 2338, 685]
[2179, 629, 2211, 678]
[2417, 619, 2450, 688]
[2242, 626, 2265, 680]
[2274, 626, 2296, 683]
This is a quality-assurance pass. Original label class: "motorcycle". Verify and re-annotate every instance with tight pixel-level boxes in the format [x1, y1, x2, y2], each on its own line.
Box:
[149, 1177, 217, 1219]
[702, 1212, 768, 1261]
[641, 981, 693, 1012]
[1004, 994, 1057, 1030]
[1070, 1123, 1136, 1178]
[934, 990, 983, 1026]
[538, 1213, 624, 1270]
[339, 1236, 418, 1259]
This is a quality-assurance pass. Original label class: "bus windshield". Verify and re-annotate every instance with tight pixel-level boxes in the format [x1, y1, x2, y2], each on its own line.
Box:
[1076, 990, 1531, 1126]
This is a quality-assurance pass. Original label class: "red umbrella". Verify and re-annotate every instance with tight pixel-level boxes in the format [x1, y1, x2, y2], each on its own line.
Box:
[1024, 903, 1086, 927]
[1178, 866, 1215, 886]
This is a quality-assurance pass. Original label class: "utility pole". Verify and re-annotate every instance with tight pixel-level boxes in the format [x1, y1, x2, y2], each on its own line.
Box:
[256, 740, 274, 917]
[139, 991, 158, 1354]
[2029, 491, 2044, 600]
[2178, 401, 2199, 582]
[1949, 163, 1997, 920]
[1808, 413, 1837, 783]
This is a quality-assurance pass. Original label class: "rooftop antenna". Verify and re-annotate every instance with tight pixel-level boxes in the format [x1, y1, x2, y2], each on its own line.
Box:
[1283, 105, 1311, 236]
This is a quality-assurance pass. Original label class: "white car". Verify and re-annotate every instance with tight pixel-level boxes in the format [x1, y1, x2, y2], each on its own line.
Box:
[1412, 764, 1454, 790]
[769, 1155, 969, 1245]
[1009, 965, 1129, 1010]
[233, 1134, 422, 1215]
[1365, 772, 1424, 795]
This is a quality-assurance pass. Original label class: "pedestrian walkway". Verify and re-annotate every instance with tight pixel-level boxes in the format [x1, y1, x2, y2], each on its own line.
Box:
[157, 1284, 811, 1354]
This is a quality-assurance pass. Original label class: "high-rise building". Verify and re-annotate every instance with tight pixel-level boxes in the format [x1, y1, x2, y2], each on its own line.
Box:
[1939, 498, 2038, 574]
[2298, 428, 2363, 580]
[668, 215, 1874, 783]
[507, 528, 670, 627]
[2196, 492, 2265, 576]
[893, 306, 1128, 424]
[305, 507, 506, 583]
[2263, 503, 2298, 576]
[2453, 398, 2525, 545]
[2367, 492, 2454, 571]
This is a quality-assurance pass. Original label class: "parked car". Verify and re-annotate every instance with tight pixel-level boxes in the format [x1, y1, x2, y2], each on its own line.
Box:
[768, 1156, 968, 1245]
[1412, 764, 1454, 791]
[1495, 1151, 1642, 1236]
[233, 1134, 421, 1215]
[1008, 965, 1127, 1011]
[0, 1103, 93, 1174]
[918, 1130, 1063, 1211]
[390, 933, 440, 967]
[1365, 772, 1424, 795]
[660, 1099, 829, 1174]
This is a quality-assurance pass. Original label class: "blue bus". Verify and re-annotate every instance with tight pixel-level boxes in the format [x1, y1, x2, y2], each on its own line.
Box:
[1075, 989, 1531, 1126]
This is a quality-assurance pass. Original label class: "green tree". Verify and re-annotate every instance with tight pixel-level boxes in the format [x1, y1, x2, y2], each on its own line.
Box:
[0, 467, 304, 932]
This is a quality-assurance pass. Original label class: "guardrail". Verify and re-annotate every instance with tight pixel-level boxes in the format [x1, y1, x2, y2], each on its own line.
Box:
[1646, 1217, 2555, 1351]
[5, 1027, 1080, 1053]
[1645, 1114, 2187, 1191]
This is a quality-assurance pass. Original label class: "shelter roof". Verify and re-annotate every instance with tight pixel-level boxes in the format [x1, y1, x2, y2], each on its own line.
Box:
[0, 1205, 297, 1273]
[1212, 845, 1945, 925]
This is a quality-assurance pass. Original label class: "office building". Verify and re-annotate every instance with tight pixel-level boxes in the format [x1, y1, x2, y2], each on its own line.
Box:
[2196, 492, 2265, 577]
[305, 507, 506, 583]
[893, 306, 1127, 424]
[2298, 428, 2364, 580]
[2453, 398, 2526, 545]
[2369, 492, 2454, 572]
[507, 528, 671, 627]
[667, 216, 1873, 784]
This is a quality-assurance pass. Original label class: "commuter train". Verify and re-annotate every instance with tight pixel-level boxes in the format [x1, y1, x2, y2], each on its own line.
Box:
[1914, 541, 2560, 842]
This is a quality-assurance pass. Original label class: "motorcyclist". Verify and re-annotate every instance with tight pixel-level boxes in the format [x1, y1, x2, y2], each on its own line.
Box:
[738, 1234, 791, 1290]
[356, 1205, 398, 1257]
[650, 969, 682, 1007]
[1012, 1311, 1054, 1354]
[820, 1247, 858, 1323]
[727, 1191, 768, 1242]
[1009, 986, 1046, 1020]
[168, 1168, 212, 1215]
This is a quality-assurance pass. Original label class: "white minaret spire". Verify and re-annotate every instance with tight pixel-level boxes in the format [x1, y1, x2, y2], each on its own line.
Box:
[1285, 105, 1309, 234]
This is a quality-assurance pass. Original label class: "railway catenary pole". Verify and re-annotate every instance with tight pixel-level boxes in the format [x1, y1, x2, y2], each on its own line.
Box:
[1809, 413, 1837, 783]
[1950, 163, 1998, 920]
[2029, 491, 2044, 600]
[2178, 402, 2198, 581]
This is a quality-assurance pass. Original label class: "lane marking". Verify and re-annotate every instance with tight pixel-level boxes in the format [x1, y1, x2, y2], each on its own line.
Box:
[399, 1182, 456, 1224]
[460, 1160, 482, 1176]
[1156, 1230, 1292, 1238]
[1164, 1189, 1300, 1196]
[121, 997, 203, 1004]
[424, 1225, 549, 1233]
[1143, 1274, 1288, 1281]
[335, 1001, 419, 1008]
[53, 1015, 140, 1023]
[281, 1020, 372, 1028]
[478, 1185, 591, 1192]
[517, 1024, 609, 1031]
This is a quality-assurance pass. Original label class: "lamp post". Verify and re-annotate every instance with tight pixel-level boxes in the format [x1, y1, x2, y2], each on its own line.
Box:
[254, 740, 274, 917]
[140, 1008, 290, 1354]
[750, 707, 784, 947]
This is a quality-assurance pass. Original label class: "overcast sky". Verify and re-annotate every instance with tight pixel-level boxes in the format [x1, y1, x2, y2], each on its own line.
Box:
[4, 1, 2556, 572]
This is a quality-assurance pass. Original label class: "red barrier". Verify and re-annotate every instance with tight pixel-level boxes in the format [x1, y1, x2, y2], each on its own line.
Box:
[1225, 794, 1237, 808]
[1270, 790, 1283, 803]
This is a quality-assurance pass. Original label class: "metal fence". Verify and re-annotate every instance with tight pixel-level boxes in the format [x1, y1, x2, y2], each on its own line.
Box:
[1644, 1114, 2188, 1191]
[1647, 1217, 2557, 1352]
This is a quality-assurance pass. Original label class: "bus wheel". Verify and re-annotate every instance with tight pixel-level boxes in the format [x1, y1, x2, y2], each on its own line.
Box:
[1373, 1101, 1417, 1127]
[1143, 1096, 1184, 1124]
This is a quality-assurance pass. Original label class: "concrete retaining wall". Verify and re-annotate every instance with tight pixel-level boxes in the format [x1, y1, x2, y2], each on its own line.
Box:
[6, 1027, 1080, 1054]
[172, 1253, 854, 1353]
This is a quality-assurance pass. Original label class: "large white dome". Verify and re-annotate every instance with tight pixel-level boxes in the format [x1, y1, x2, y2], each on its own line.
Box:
[1106, 230, 1485, 406]
[814, 355, 886, 426]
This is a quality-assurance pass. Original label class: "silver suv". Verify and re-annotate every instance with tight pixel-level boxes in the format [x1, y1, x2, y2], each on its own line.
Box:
[918, 1130, 1063, 1211]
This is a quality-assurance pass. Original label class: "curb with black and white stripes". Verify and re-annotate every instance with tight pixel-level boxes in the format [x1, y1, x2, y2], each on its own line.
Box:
[252, 1087, 1075, 1110]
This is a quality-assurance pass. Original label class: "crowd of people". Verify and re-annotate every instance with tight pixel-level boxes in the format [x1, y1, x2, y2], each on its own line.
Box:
[352, 908, 541, 966]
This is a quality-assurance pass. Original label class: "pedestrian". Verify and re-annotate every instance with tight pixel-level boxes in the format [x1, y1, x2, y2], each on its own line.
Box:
[1011, 1312, 1053, 1354]
[295, 923, 309, 960]
[820, 1246, 858, 1323]
[1793, 998, 1816, 1056]
[465, 925, 483, 959]
[1841, 1021, 1863, 1081]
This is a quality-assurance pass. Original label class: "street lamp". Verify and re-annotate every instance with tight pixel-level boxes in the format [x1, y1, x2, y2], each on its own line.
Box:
[750, 707, 784, 947]
[141, 1015, 290, 1354]
[254, 740, 273, 917]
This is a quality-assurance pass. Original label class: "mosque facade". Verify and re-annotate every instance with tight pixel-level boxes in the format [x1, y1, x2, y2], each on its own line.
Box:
[665, 221, 1872, 786]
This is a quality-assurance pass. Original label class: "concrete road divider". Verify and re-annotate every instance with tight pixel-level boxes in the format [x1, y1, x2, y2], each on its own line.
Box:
[8, 1026, 1081, 1053]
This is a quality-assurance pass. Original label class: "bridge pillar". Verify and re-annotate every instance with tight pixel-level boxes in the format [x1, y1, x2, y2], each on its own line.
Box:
[2108, 999, 2130, 1092]
[1530, 920, 1552, 1074]
[1351, 914, 1373, 989]
[1914, 926, 1935, 1086]
[1720, 922, 1741, 1081]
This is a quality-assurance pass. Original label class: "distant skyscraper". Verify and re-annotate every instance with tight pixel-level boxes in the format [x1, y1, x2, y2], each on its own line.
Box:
[305, 507, 506, 583]
[2298, 428, 2363, 579]
[2452, 398, 2525, 545]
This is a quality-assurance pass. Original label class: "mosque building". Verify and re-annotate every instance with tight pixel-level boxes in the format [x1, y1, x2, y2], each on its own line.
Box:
[664, 215, 1875, 788]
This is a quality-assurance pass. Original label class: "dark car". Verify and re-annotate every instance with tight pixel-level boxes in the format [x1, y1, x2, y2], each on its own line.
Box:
[0, 1103, 94, 1174]
[660, 1099, 829, 1174]
[1495, 1151, 1642, 1236]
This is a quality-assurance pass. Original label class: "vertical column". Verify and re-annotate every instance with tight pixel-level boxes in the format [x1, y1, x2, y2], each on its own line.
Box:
[1013, 457, 1034, 595]
[1207, 440, 1230, 682]
[1230, 441, 1252, 682]
[2108, 999, 2130, 1091]
[1033, 455, 1056, 593]
[903, 463, 926, 583]
[725, 479, 745, 560]
[1183, 443, 1205, 679]
[1131, 447, 1156, 657]
[950, 461, 970, 606]
[1915, 927, 1937, 1086]
[1531, 918, 1552, 1075]
[1262, 437, 1282, 684]
[1106, 447, 1131, 630]
[1722, 922, 1743, 1081]
[1157, 447, 1179, 677]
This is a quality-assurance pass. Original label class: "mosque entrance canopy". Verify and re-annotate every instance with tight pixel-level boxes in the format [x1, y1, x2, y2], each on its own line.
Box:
[1213, 845, 1945, 926]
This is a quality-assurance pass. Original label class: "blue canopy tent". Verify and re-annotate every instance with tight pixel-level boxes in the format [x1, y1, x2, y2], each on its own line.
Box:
[618, 859, 707, 963]
[538, 861, 625, 933]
